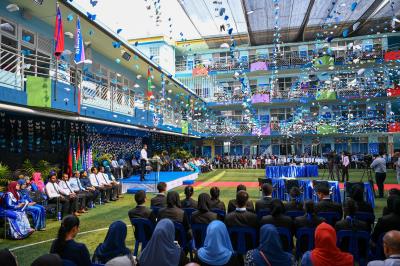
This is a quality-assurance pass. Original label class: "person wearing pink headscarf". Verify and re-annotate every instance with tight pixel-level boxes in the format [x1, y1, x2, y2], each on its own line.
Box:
[31, 172, 45, 192]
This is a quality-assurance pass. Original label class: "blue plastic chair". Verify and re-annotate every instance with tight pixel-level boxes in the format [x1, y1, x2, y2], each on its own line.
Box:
[173, 222, 194, 259]
[151, 206, 161, 217]
[286, 210, 304, 219]
[211, 208, 226, 218]
[295, 227, 315, 258]
[354, 212, 375, 226]
[256, 209, 271, 220]
[317, 212, 341, 225]
[130, 218, 154, 256]
[276, 227, 293, 252]
[337, 230, 370, 266]
[373, 233, 386, 261]
[191, 223, 208, 249]
[228, 226, 257, 255]
[182, 208, 197, 224]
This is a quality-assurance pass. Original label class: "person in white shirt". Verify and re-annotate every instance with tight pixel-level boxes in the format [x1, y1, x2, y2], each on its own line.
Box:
[60, 173, 87, 213]
[99, 166, 119, 200]
[110, 155, 120, 178]
[341, 151, 350, 182]
[140, 144, 148, 181]
[45, 174, 79, 217]
[70, 171, 97, 209]
[89, 167, 111, 203]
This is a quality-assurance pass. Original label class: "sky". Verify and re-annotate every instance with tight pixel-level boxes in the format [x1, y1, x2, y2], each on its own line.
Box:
[76, 0, 201, 41]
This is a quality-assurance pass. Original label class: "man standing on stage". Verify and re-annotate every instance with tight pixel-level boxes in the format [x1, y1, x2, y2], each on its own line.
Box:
[140, 144, 148, 181]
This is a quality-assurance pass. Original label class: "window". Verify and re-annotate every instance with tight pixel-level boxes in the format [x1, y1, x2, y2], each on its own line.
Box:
[278, 77, 292, 91]
[0, 18, 16, 37]
[149, 47, 160, 64]
[21, 29, 35, 46]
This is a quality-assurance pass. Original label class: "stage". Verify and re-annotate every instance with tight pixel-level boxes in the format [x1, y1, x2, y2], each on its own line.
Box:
[121, 171, 199, 193]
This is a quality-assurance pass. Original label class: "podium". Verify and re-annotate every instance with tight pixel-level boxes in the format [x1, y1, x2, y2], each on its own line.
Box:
[148, 158, 161, 193]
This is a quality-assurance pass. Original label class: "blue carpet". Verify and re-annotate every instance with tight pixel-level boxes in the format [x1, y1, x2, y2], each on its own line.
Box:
[121, 171, 194, 184]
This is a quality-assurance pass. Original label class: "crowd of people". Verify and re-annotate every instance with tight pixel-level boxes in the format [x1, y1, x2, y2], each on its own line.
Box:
[0, 166, 123, 240]
[3, 180, 400, 265]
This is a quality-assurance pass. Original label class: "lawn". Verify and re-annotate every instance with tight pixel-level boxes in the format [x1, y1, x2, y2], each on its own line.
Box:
[0, 168, 397, 266]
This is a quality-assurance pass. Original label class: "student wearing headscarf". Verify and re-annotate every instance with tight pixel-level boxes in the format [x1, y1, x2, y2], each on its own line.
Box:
[301, 222, 353, 266]
[158, 191, 192, 240]
[93, 221, 134, 265]
[0, 249, 18, 266]
[2, 181, 34, 239]
[139, 218, 187, 266]
[245, 224, 295, 266]
[192, 193, 218, 224]
[195, 220, 240, 266]
[31, 172, 45, 192]
[31, 254, 63, 266]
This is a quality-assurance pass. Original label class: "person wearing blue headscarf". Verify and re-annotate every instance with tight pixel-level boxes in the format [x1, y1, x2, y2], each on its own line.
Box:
[92, 221, 132, 265]
[196, 220, 240, 266]
[139, 218, 187, 266]
[244, 224, 294, 266]
[17, 178, 46, 231]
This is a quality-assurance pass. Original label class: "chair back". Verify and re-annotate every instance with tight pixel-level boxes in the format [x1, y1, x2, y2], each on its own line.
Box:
[374, 233, 386, 261]
[354, 212, 375, 226]
[317, 211, 341, 225]
[210, 208, 226, 218]
[276, 227, 293, 252]
[257, 209, 271, 220]
[286, 211, 304, 219]
[336, 230, 370, 266]
[130, 218, 154, 256]
[227, 226, 257, 255]
[295, 227, 315, 258]
[191, 223, 208, 248]
[173, 221, 189, 249]
[182, 208, 197, 224]
[151, 206, 161, 216]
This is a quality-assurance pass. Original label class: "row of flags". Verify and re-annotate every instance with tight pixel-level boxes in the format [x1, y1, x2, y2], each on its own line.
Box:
[67, 137, 93, 176]
[54, 4, 85, 64]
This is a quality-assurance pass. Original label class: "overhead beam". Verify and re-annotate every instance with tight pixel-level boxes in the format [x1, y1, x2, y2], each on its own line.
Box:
[349, 0, 388, 37]
[240, 0, 256, 45]
[295, 0, 315, 42]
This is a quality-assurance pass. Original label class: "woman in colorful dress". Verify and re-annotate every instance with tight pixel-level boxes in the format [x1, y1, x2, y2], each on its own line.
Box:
[2, 181, 34, 239]
[31, 172, 45, 193]
[17, 179, 46, 230]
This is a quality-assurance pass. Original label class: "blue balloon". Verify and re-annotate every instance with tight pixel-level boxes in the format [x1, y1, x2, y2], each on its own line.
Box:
[351, 2, 357, 11]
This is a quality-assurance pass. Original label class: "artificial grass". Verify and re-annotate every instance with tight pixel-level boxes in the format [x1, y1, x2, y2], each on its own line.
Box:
[0, 168, 397, 266]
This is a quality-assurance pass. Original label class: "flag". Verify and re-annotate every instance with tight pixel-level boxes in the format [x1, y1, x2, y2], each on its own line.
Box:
[76, 138, 82, 171]
[67, 138, 73, 177]
[72, 140, 77, 172]
[74, 17, 85, 64]
[147, 68, 153, 101]
[54, 4, 64, 58]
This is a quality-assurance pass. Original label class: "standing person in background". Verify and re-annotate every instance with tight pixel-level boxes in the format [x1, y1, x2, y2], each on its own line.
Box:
[140, 144, 148, 181]
[371, 152, 387, 198]
[341, 151, 350, 182]
[394, 152, 400, 184]
[333, 151, 341, 182]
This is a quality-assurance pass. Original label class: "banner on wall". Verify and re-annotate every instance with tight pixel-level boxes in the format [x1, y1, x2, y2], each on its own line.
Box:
[388, 122, 400, 133]
[251, 93, 270, 103]
[192, 65, 208, 76]
[316, 89, 336, 100]
[387, 85, 400, 97]
[26, 76, 52, 108]
[313, 55, 334, 66]
[317, 124, 337, 134]
[181, 120, 188, 134]
[384, 50, 400, 61]
[250, 61, 268, 71]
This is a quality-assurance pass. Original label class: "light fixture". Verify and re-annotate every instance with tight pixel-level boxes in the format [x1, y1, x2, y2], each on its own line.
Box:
[6, 4, 19, 12]
[247, 10, 254, 15]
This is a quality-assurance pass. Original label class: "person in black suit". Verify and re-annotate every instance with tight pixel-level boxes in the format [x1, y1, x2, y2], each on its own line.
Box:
[335, 199, 369, 232]
[225, 190, 258, 229]
[284, 187, 303, 212]
[255, 183, 273, 214]
[294, 200, 325, 230]
[192, 193, 218, 224]
[382, 189, 400, 216]
[227, 184, 255, 213]
[349, 185, 374, 215]
[128, 190, 156, 239]
[151, 182, 167, 208]
[158, 191, 192, 241]
[181, 185, 198, 209]
[372, 197, 400, 244]
[315, 185, 343, 222]
[209, 186, 226, 212]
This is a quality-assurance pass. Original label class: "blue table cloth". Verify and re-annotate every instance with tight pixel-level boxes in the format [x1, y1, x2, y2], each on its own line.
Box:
[266, 165, 318, 178]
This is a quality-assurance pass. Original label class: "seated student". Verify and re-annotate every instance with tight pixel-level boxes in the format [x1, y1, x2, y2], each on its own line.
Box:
[158, 191, 192, 240]
[295, 200, 325, 231]
[227, 184, 255, 213]
[105, 166, 123, 198]
[315, 185, 343, 221]
[31, 254, 63, 266]
[78, 170, 100, 207]
[50, 215, 91, 266]
[59, 173, 86, 214]
[17, 178, 46, 231]
[0, 249, 18, 266]
[301, 222, 353, 266]
[195, 220, 241, 266]
[98, 166, 118, 201]
[182, 185, 198, 209]
[382, 189, 400, 216]
[70, 171, 95, 209]
[31, 172, 45, 193]
[151, 182, 167, 208]
[128, 190, 156, 240]
[255, 183, 273, 214]
[368, 230, 400, 266]
[336, 199, 369, 232]
[45, 173, 79, 217]
[349, 185, 374, 215]
[2, 181, 34, 239]
[372, 197, 400, 245]
[245, 224, 295, 266]
[209, 186, 226, 212]
[191, 193, 218, 224]
[89, 167, 111, 203]
[285, 187, 304, 212]
[139, 218, 188, 266]
[225, 190, 258, 229]
[260, 199, 293, 251]
[93, 221, 134, 265]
